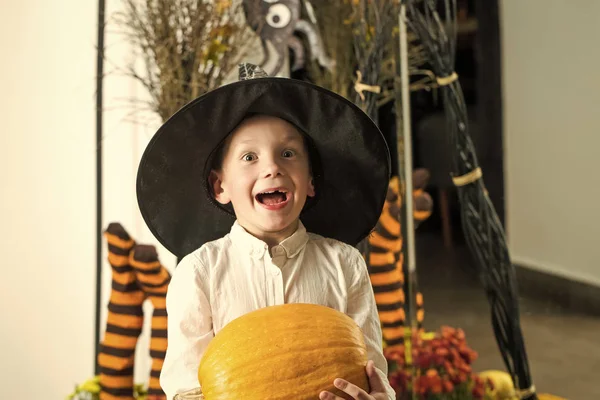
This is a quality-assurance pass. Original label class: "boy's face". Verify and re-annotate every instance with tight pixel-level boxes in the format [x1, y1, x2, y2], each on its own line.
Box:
[210, 115, 315, 243]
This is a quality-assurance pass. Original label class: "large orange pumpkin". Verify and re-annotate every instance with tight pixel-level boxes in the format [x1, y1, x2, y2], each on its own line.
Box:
[198, 303, 370, 400]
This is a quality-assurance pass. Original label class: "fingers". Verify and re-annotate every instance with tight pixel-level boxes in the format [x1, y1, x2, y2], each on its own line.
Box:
[365, 360, 387, 394]
[320, 378, 370, 400]
[319, 390, 344, 400]
[320, 360, 386, 400]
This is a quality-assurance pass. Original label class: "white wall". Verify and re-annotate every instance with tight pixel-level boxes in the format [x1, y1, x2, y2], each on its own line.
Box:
[0, 1, 177, 397]
[0, 1, 98, 397]
[501, 0, 600, 286]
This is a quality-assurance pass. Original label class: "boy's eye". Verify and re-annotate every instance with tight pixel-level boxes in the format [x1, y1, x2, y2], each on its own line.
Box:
[242, 153, 256, 162]
[282, 150, 295, 158]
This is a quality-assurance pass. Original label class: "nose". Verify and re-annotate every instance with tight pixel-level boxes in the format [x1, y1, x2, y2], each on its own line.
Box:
[261, 156, 284, 178]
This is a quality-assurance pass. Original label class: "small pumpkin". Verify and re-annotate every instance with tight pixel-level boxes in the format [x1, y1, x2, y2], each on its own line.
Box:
[479, 370, 517, 399]
[198, 303, 370, 400]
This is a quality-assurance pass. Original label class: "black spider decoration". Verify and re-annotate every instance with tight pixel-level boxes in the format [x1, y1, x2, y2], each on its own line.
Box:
[242, 0, 335, 75]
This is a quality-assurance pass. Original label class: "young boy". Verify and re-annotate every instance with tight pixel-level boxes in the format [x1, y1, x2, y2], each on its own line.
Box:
[136, 63, 396, 400]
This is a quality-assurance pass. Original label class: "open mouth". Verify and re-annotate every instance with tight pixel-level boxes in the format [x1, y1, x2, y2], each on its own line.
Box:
[255, 189, 290, 206]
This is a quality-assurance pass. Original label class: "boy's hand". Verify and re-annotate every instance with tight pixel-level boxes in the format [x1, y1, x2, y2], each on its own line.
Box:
[319, 360, 388, 400]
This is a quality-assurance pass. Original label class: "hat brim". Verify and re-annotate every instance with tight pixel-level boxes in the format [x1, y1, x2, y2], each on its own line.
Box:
[136, 77, 391, 258]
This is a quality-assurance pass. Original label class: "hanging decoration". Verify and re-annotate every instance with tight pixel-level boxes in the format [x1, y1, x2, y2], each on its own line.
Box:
[242, 0, 334, 76]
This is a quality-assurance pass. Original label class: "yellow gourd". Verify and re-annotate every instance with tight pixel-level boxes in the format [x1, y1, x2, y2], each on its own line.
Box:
[479, 370, 518, 399]
[198, 303, 370, 400]
[479, 370, 568, 400]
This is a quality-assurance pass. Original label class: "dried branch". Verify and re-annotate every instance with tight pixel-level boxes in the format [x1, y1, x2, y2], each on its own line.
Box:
[303, 1, 356, 99]
[110, 0, 254, 122]
[304, 2, 433, 108]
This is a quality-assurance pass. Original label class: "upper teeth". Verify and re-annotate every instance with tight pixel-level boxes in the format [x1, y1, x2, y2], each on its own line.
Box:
[262, 190, 285, 194]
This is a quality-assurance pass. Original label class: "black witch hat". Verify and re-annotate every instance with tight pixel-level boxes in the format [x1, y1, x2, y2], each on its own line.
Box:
[136, 63, 391, 258]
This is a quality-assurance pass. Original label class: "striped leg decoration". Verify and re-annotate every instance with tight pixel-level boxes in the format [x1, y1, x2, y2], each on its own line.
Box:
[369, 176, 430, 347]
[130, 245, 171, 399]
[100, 223, 146, 400]
[368, 178, 406, 347]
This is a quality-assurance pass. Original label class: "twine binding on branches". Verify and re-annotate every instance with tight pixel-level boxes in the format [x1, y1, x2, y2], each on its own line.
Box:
[516, 384, 537, 399]
[436, 71, 458, 86]
[452, 167, 482, 187]
[354, 70, 381, 101]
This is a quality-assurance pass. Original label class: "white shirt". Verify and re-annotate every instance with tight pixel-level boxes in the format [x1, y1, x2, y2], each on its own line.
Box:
[160, 220, 396, 400]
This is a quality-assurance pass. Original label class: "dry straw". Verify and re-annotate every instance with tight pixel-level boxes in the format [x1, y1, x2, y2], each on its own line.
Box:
[304, 0, 433, 108]
[112, 0, 255, 122]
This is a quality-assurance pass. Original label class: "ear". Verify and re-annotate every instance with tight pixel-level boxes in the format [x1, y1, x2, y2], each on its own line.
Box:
[209, 170, 231, 205]
[307, 177, 316, 198]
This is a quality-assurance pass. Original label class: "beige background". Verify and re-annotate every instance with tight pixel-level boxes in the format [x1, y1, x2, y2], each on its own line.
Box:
[501, 0, 600, 286]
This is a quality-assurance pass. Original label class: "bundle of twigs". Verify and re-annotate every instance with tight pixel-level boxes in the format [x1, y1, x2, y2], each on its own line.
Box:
[304, 1, 432, 105]
[404, 1, 537, 398]
[303, 1, 356, 99]
[113, 0, 254, 122]
[347, 0, 400, 120]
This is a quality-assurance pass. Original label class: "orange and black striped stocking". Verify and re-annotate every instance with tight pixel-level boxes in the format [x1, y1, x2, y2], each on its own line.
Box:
[368, 176, 429, 346]
[99, 223, 146, 400]
[130, 245, 171, 399]
[368, 177, 406, 347]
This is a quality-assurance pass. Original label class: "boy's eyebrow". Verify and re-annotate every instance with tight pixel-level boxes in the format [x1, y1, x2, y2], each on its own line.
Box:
[234, 139, 255, 146]
[229, 139, 256, 151]
[232, 132, 303, 147]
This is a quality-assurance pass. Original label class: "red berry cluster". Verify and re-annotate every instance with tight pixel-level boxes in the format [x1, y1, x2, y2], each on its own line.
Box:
[384, 327, 492, 399]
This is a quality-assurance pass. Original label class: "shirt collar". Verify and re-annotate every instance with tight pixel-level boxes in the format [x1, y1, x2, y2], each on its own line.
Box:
[229, 220, 309, 259]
